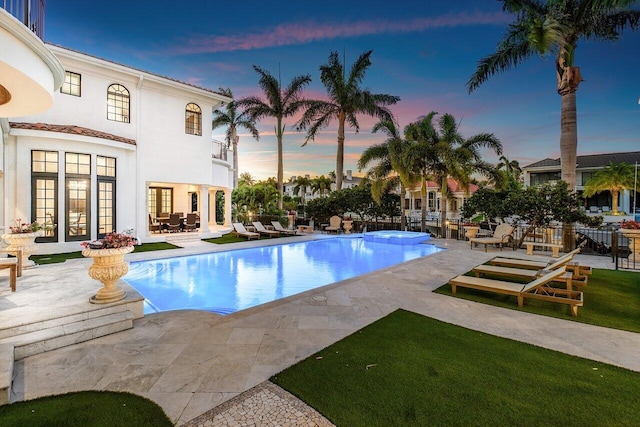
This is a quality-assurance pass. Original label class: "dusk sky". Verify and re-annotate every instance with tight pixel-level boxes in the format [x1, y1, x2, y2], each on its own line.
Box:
[46, 0, 640, 181]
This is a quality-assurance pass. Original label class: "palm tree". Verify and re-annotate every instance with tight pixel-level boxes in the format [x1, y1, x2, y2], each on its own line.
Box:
[238, 172, 255, 187]
[311, 175, 333, 198]
[358, 119, 417, 230]
[583, 162, 635, 215]
[238, 66, 311, 210]
[297, 50, 400, 190]
[212, 88, 260, 189]
[402, 112, 503, 235]
[467, 1, 640, 191]
[497, 155, 522, 182]
[293, 175, 312, 207]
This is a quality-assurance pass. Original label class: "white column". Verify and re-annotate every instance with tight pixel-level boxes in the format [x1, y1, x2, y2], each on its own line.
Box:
[200, 185, 210, 233]
[224, 189, 232, 227]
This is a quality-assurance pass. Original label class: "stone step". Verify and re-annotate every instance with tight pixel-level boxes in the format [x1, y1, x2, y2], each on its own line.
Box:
[164, 232, 204, 244]
[0, 310, 135, 360]
[0, 296, 143, 341]
[0, 344, 13, 405]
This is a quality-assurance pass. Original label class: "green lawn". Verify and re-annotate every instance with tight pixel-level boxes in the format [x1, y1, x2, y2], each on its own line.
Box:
[434, 268, 640, 333]
[272, 309, 640, 427]
[30, 242, 180, 265]
[0, 391, 172, 427]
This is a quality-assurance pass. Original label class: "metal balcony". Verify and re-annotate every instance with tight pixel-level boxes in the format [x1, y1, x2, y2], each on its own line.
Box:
[2, 0, 45, 38]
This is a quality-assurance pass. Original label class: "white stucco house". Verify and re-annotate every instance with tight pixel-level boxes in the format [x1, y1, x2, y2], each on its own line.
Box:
[1, 15, 234, 253]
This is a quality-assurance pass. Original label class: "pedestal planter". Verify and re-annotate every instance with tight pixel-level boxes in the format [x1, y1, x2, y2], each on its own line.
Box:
[464, 226, 480, 240]
[2, 232, 41, 268]
[343, 220, 353, 235]
[621, 229, 640, 258]
[82, 246, 134, 304]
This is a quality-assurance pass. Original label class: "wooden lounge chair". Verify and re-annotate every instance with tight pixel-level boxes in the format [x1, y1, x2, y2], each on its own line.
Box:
[324, 215, 342, 234]
[449, 267, 584, 316]
[271, 221, 298, 236]
[0, 248, 22, 277]
[252, 221, 280, 238]
[0, 258, 18, 292]
[488, 248, 592, 281]
[232, 223, 260, 240]
[473, 257, 589, 291]
[469, 223, 514, 252]
[184, 213, 198, 232]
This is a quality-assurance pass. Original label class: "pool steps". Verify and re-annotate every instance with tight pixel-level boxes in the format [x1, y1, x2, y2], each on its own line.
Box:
[0, 293, 144, 405]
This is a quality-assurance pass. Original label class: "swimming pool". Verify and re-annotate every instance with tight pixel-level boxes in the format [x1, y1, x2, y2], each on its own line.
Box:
[124, 237, 442, 315]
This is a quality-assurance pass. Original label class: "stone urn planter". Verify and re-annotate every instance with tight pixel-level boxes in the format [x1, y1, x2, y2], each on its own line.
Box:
[2, 231, 41, 269]
[620, 229, 640, 258]
[464, 226, 480, 240]
[343, 220, 353, 235]
[82, 246, 134, 304]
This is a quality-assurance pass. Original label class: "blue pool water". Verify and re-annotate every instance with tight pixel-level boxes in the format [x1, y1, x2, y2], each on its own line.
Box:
[364, 230, 430, 245]
[124, 237, 442, 315]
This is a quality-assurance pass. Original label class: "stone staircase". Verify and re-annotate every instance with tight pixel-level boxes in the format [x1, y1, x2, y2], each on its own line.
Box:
[164, 231, 220, 245]
[0, 296, 143, 405]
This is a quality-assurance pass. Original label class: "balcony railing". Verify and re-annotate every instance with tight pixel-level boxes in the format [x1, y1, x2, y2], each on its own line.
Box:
[212, 139, 228, 162]
[2, 0, 45, 38]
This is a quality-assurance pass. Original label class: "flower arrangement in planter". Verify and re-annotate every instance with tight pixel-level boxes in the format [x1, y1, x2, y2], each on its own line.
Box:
[9, 219, 43, 234]
[620, 220, 640, 230]
[81, 231, 137, 250]
[343, 215, 353, 221]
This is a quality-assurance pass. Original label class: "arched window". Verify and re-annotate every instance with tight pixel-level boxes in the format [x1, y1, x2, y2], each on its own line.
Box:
[185, 103, 202, 136]
[107, 84, 130, 123]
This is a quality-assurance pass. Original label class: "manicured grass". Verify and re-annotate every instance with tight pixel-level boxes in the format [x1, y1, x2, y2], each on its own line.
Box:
[434, 268, 640, 333]
[0, 391, 172, 427]
[30, 242, 180, 265]
[272, 309, 640, 427]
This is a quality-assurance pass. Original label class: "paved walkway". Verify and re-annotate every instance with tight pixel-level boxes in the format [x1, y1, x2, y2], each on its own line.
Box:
[3, 236, 638, 425]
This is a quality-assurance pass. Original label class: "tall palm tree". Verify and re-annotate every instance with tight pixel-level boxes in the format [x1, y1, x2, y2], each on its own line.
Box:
[212, 88, 260, 189]
[468, 1, 640, 191]
[358, 119, 417, 230]
[583, 162, 635, 215]
[297, 50, 400, 190]
[497, 155, 522, 182]
[311, 175, 333, 198]
[403, 112, 503, 235]
[293, 175, 312, 207]
[238, 66, 311, 210]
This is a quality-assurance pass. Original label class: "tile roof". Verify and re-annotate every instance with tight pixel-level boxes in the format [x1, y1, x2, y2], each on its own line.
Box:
[9, 122, 136, 145]
[421, 178, 478, 193]
[523, 151, 640, 169]
[47, 44, 230, 99]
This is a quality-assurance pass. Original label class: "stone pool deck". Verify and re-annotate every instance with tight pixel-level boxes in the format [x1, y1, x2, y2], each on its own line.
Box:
[1, 235, 638, 425]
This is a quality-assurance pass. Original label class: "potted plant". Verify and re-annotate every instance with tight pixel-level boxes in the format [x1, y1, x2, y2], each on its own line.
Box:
[82, 231, 137, 304]
[462, 221, 481, 240]
[343, 215, 354, 234]
[620, 220, 640, 258]
[2, 219, 44, 269]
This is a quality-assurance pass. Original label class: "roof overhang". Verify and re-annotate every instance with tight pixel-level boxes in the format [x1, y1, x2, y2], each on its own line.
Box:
[0, 9, 65, 118]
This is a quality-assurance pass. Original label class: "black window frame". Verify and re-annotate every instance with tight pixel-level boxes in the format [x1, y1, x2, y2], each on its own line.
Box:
[107, 83, 130, 123]
[185, 103, 202, 136]
[31, 150, 59, 243]
[61, 71, 81, 96]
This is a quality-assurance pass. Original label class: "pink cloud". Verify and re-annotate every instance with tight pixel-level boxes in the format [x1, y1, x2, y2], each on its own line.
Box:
[171, 11, 510, 54]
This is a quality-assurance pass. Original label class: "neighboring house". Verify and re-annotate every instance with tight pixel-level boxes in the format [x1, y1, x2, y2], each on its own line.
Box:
[284, 170, 363, 202]
[522, 151, 640, 214]
[2, 30, 233, 253]
[405, 178, 479, 220]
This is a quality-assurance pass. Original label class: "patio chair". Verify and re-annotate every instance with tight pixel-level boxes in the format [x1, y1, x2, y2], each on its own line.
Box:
[232, 223, 260, 240]
[167, 213, 181, 233]
[271, 221, 298, 236]
[324, 215, 342, 234]
[148, 214, 162, 233]
[0, 257, 18, 292]
[449, 266, 584, 316]
[252, 221, 280, 238]
[0, 248, 22, 277]
[69, 212, 84, 236]
[184, 213, 198, 232]
[468, 223, 514, 252]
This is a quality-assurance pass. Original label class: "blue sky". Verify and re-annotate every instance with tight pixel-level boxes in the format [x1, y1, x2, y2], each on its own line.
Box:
[46, 0, 640, 180]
